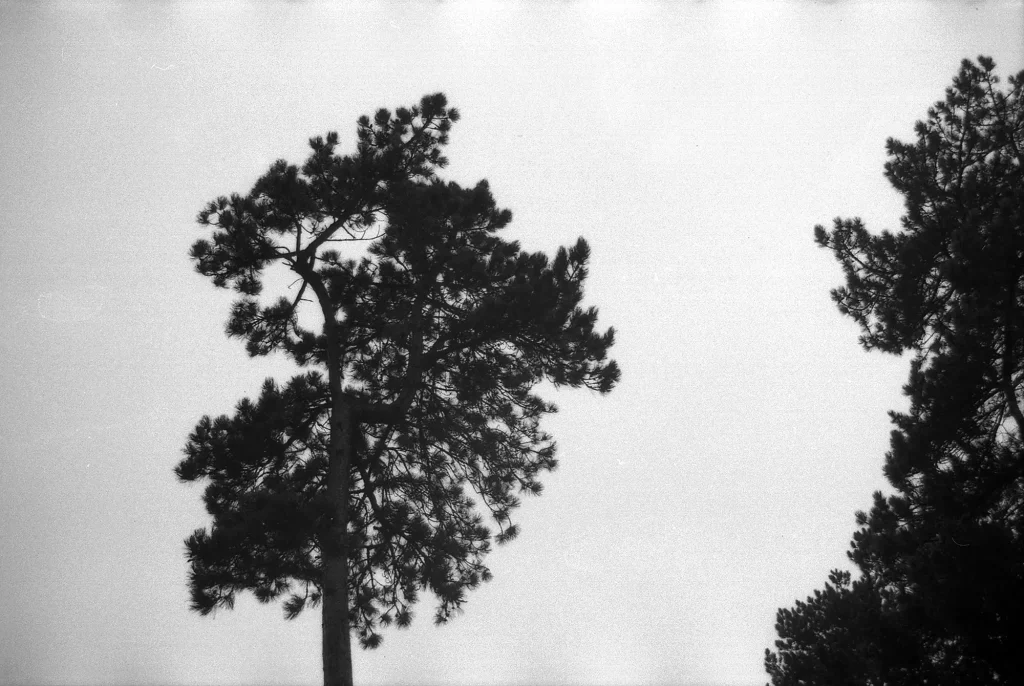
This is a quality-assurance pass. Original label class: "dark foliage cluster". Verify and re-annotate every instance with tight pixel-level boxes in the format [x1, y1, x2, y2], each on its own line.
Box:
[767, 57, 1024, 684]
[177, 93, 618, 651]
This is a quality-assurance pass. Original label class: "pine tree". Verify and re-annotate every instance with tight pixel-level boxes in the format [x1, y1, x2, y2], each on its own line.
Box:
[177, 94, 620, 686]
[766, 57, 1024, 684]
[764, 570, 935, 686]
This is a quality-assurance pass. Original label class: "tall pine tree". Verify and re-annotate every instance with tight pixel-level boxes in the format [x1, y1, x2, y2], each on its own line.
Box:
[766, 57, 1024, 684]
[177, 94, 619, 686]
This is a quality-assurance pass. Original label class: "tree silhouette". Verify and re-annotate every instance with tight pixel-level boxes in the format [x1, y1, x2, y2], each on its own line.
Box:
[765, 570, 935, 685]
[767, 57, 1024, 684]
[177, 94, 619, 686]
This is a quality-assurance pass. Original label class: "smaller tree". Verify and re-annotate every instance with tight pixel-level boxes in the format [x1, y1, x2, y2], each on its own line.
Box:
[177, 94, 619, 686]
[765, 570, 934, 686]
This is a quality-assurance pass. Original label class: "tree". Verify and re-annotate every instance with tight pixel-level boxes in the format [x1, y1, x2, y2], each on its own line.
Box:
[765, 570, 936, 686]
[176, 94, 620, 686]
[766, 57, 1024, 684]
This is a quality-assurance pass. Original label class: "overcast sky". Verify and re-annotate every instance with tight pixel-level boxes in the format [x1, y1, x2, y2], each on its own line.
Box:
[1, 2, 1022, 685]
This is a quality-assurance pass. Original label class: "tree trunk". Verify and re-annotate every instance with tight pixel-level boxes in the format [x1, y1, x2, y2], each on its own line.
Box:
[1003, 272, 1024, 440]
[322, 313, 354, 686]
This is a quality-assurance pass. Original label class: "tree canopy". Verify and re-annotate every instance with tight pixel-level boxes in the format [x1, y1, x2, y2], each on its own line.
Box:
[176, 93, 619, 686]
[766, 57, 1024, 685]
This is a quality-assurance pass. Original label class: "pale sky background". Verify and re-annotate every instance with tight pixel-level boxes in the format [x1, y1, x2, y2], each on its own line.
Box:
[1, 2, 1022, 685]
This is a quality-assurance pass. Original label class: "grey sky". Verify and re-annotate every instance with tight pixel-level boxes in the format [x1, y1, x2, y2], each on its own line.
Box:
[2, 2, 1022, 685]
